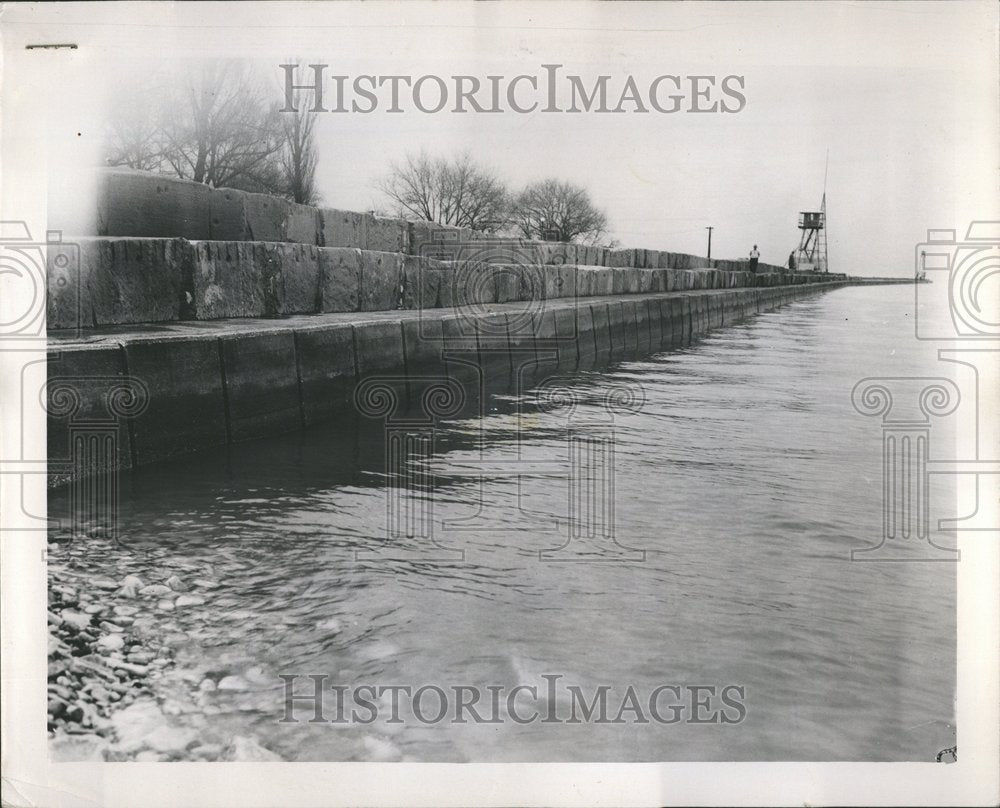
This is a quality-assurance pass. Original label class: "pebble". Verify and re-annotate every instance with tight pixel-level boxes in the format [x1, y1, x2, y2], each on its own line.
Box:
[174, 594, 206, 608]
[223, 735, 282, 762]
[60, 611, 91, 631]
[139, 585, 172, 598]
[192, 743, 222, 760]
[83, 604, 105, 615]
[316, 617, 343, 633]
[114, 605, 139, 617]
[217, 675, 250, 692]
[363, 735, 402, 762]
[91, 578, 120, 591]
[156, 599, 175, 613]
[198, 678, 217, 692]
[96, 634, 125, 652]
[166, 575, 189, 592]
[121, 575, 145, 590]
[192, 579, 219, 590]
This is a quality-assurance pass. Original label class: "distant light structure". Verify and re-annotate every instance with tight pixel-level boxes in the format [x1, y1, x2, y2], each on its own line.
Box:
[795, 195, 829, 273]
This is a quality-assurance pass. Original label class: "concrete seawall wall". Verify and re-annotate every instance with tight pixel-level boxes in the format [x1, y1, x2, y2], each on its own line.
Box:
[47, 236, 847, 330]
[77, 169, 791, 273]
[46, 281, 846, 486]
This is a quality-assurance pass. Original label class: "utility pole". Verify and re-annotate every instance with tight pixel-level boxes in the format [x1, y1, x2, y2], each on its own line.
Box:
[705, 226, 714, 260]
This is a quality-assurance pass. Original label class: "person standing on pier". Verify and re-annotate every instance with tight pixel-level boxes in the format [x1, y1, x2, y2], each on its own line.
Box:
[749, 245, 760, 274]
[788, 251, 796, 272]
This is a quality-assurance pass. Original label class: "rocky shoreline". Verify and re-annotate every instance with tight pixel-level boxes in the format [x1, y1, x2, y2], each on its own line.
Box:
[47, 535, 284, 762]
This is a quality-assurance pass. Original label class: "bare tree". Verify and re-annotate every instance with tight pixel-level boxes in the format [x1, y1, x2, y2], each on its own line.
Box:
[157, 62, 284, 190]
[104, 61, 318, 203]
[277, 102, 319, 205]
[379, 152, 510, 231]
[511, 179, 609, 244]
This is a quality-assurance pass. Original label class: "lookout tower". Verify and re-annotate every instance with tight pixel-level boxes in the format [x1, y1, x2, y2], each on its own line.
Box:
[795, 194, 828, 273]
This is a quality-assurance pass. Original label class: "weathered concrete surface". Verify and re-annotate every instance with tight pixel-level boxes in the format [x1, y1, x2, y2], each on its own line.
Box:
[220, 330, 302, 442]
[98, 171, 210, 240]
[190, 241, 276, 320]
[294, 323, 356, 426]
[53, 233, 850, 328]
[318, 209, 368, 249]
[78, 170, 816, 281]
[358, 251, 403, 312]
[266, 243, 322, 315]
[207, 188, 250, 242]
[354, 320, 405, 378]
[319, 248, 363, 313]
[47, 344, 134, 488]
[125, 335, 228, 465]
[47, 238, 190, 329]
[367, 216, 410, 253]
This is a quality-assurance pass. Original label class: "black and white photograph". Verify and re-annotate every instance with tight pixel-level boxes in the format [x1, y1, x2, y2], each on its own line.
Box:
[1, 2, 997, 806]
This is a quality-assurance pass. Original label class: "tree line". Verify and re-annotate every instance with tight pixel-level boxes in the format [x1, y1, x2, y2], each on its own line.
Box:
[378, 152, 609, 244]
[105, 62, 611, 243]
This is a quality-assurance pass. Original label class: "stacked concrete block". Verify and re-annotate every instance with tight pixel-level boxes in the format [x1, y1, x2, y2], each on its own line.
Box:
[47, 237, 190, 329]
[319, 248, 363, 312]
[319, 209, 368, 249]
[407, 221, 474, 259]
[190, 241, 277, 319]
[358, 251, 403, 312]
[258, 242, 322, 315]
[98, 170, 211, 240]
[208, 188, 251, 241]
[366, 216, 410, 253]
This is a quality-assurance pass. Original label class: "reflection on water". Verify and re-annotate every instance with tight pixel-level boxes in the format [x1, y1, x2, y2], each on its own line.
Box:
[50, 285, 956, 761]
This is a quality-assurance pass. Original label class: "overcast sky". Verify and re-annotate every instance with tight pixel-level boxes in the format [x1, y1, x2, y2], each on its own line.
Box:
[11, 1, 998, 277]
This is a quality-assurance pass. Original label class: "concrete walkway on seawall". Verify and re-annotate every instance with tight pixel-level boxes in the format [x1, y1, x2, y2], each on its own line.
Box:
[46, 282, 848, 486]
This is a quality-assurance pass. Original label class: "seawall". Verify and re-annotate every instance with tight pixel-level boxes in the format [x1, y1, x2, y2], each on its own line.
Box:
[47, 281, 846, 487]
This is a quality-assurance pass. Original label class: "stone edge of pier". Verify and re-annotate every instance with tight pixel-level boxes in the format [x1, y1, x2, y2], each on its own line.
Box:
[47, 282, 849, 487]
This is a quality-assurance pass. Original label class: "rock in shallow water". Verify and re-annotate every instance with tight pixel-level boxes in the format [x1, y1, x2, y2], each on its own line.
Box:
[222, 735, 282, 761]
[96, 634, 125, 652]
[144, 725, 199, 754]
[363, 735, 402, 762]
[216, 675, 250, 692]
[60, 610, 91, 630]
[174, 594, 206, 608]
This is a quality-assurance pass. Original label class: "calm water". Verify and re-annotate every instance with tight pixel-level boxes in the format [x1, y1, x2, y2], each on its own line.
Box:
[51, 284, 957, 761]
